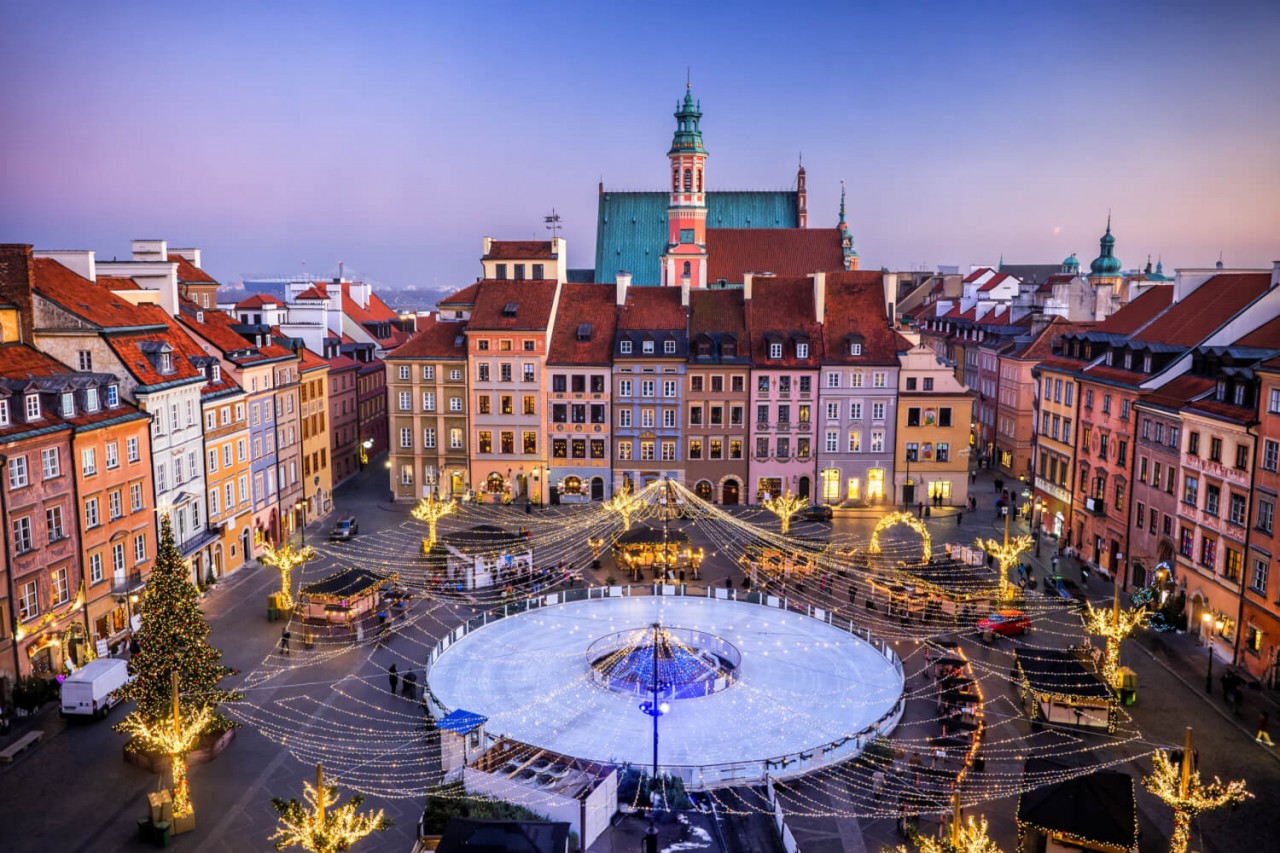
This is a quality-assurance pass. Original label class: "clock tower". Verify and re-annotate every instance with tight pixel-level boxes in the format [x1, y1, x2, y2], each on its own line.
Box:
[661, 85, 709, 289]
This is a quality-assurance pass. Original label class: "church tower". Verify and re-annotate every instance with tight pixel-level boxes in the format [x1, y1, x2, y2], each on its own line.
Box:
[662, 85, 709, 289]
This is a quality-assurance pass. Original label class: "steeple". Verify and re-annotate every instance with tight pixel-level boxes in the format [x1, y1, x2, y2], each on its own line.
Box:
[838, 180, 847, 228]
[837, 180, 858, 271]
[1089, 215, 1122, 277]
[669, 86, 706, 156]
[663, 84, 709, 288]
[796, 156, 807, 228]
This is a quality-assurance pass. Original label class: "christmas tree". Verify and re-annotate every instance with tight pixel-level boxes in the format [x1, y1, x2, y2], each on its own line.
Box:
[116, 514, 240, 736]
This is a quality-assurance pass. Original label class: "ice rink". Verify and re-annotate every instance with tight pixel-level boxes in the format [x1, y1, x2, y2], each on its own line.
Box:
[427, 594, 904, 780]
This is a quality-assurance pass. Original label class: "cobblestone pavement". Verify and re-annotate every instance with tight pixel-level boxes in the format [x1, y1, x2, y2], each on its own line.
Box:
[1, 462, 1276, 853]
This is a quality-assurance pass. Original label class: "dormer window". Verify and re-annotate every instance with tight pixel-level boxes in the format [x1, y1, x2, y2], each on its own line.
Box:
[85, 387, 99, 412]
[502, 302, 518, 317]
[0, 399, 9, 426]
[1234, 384, 1247, 406]
[61, 392, 74, 417]
[1216, 381, 1227, 402]
[620, 340, 632, 355]
[697, 339, 712, 357]
[576, 323, 592, 341]
[722, 337, 736, 358]
[513, 264, 526, 280]
[1123, 352, 1132, 370]
[796, 343, 809, 359]
[106, 385, 119, 407]
[850, 343, 862, 356]
[642, 340, 655, 354]
[769, 342, 783, 360]
[196, 311, 205, 323]
[211, 363, 221, 382]
[1104, 351, 1113, 366]
[663, 339, 676, 355]
[161, 352, 173, 373]
[26, 394, 41, 420]
[1143, 354, 1152, 372]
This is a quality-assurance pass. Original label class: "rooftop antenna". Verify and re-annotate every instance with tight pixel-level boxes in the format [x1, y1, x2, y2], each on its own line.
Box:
[545, 208, 562, 240]
[686, 67, 691, 89]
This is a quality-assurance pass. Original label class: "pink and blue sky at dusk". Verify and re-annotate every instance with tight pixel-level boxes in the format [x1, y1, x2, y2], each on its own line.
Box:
[1, 0, 1277, 290]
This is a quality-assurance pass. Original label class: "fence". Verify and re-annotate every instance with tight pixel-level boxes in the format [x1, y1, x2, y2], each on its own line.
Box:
[765, 776, 801, 853]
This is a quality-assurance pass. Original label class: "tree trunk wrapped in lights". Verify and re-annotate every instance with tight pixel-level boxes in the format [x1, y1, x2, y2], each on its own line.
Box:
[896, 814, 1004, 853]
[763, 490, 807, 535]
[260, 542, 317, 611]
[270, 764, 390, 852]
[1143, 731, 1250, 853]
[411, 493, 457, 549]
[1081, 585, 1147, 688]
[605, 481, 638, 531]
[975, 532, 1032, 600]
[115, 515, 240, 734]
[118, 672, 215, 819]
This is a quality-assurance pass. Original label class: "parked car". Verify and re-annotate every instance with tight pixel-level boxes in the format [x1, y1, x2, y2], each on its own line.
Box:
[329, 516, 359, 541]
[61, 658, 131, 719]
[976, 609, 1031, 636]
[799, 505, 834, 522]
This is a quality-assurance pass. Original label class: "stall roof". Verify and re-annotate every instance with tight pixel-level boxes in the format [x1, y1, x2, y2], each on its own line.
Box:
[438, 709, 488, 735]
[1014, 648, 1114, 699]
[436, 818, 570, 853]
[1017, 759, 1137, 850]
[299, 568, 392, 599]
[613, 526, 692, 547]
[441, 525, 531, 554]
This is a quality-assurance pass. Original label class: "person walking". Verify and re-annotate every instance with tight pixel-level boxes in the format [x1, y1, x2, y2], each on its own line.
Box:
[402, 670, 418, 700]
[1257, 711, 1275, 746]
[388, 662, 399, 694]
[957, 511, 963, 526]
[280, 628, 291, 655]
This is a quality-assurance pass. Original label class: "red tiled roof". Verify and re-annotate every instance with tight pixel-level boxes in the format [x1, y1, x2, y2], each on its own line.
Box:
[689, 288, 747, 340]
[1037, 356, 1085, 373]
[235, 293, 280, 310]
[1142, 375, 1215, 410]
[179, 304, 295, 365]
[96, 275, 141, 290]
[438, 282, 481, 306]
[1010, 318, 1096, 359]
[1232, 314, 1280, 348]
[340, 283, 406, 347]
[294, 286, 328, 301]
[33, 258, 167, 329]
[1082, 365, 1145, 386]
[1134, 274, 1270, 347]
[977, 272, 1012, 291]
[154, 311, 242, 397]
[705, 228, 845, 284]
[745, 275, 823, 367]
[547, 283, 619, 365]
[483, 240, 554, 261]
[107, 326, 207, 388]
[1094, 287, 1174, 335]
[822, 271, 900, 365]
[168, 254, 217, 284]
[388, 315, 469, 360]
[299, 347, 329, 372]
[467, 280, 559, 331]
[617, 286, 686, 331]
[964, 268, 994, 283]
[0, 344, 148, 436]
[327, 354, 361, 373]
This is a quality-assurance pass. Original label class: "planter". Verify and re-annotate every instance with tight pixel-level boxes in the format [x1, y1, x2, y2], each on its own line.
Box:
[125, 726, 236, 771]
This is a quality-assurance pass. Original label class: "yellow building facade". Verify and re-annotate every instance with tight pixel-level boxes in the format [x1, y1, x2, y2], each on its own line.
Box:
[895, 344, 976, 508]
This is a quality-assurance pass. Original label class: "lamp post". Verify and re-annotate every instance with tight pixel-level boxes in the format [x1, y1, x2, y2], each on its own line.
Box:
[295, 500, 306, 547]
[902, 447, 912, 511]
[1204, 612, 1216, 694]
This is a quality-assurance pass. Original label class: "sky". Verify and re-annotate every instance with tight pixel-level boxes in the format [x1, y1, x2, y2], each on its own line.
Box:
[1, 0, 1278, 291]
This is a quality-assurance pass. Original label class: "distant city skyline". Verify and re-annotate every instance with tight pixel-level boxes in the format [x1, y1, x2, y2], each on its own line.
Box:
[1, 0, 1277, 289]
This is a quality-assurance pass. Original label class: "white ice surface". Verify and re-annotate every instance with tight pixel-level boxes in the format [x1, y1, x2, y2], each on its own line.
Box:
[428, 596, 903, 769]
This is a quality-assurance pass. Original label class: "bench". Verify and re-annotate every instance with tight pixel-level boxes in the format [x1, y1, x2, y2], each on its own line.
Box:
[0, 730, 43, 763]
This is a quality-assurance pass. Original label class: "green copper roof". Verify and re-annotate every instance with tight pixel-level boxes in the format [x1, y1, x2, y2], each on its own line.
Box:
[594, 190, 799, 285]
[1089, 218, 1122, 276]
[669, 88, 707, 156]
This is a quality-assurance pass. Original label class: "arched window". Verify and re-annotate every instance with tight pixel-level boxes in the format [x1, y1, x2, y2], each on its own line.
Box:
[683, 169, 692, 192]
[682, 261, 692, 277]
[673, 168, 679, 191]
[696, 169, 703, 192]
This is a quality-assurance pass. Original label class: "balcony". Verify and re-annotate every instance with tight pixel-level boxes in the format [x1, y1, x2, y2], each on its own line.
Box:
[111, 569, 146, 597]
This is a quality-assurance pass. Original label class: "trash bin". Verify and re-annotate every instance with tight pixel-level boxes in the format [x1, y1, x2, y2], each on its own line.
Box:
[153, 821, 171, 848]
[267, 607, 277, 622]
[137, 817, 153, 842]
[1119, 667, 1137, 705]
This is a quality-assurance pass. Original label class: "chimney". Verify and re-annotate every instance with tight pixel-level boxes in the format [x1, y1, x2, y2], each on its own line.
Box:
[744, 273, 754, 302]
[1272, 261, 1280, 290]
[131, 239, 167, 262]
[681, 276, 690, 308]
[615, 271, 631, 306]
[482, 236, 493, 258]
[33, 249, 95, 282]
[812, 272, 826, 324]
[0, 244, 35, 344]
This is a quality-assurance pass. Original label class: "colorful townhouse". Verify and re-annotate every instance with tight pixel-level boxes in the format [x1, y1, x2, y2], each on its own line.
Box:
[817, 271, 902, 506]
[387, 313, 470, 502]
[686, 288, 750, 505]
[31, 254, 216, 584]
[895, 344, 975, 509]
[612, 280, 689, 494]
[1246, 356, 1280, 685]
[326, 351, 362, 486]
[270, 353, 305, 542]
[298, 348, 333, 524]
[746, 275, 823, 502]
[546, 283, 616, 503]
[465, 280, 559, 502]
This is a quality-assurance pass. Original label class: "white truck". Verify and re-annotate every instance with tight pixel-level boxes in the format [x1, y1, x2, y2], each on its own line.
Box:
[60, 658, 131, 719]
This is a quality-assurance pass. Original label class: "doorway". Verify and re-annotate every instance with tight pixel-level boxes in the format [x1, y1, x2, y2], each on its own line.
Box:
[902, 480, 915, 506]
[591, 477, 605, 501]
[722, 479, 740, 505]
[798, 476, 810, 500]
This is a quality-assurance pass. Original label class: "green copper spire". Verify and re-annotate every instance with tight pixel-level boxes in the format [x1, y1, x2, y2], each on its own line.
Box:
[838, 180, 846, 226]
[669, 85, 707, 156]
[1089, 214, 1122, 276]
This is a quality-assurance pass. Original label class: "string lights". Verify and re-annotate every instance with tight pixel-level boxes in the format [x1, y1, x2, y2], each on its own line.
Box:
[270, 763, 390, 852]
[410, 493, 457, 550]
[762, 489, 807, 535]
[1142, 731, 1250, 853]
[604, 480, 638, 531]
[118, 673, 215, 819]
[1081, 586, 1147, 688]
[869, 511, 933, 564]
[261, 542, 318, 611]
[897, 814, 1003, 853]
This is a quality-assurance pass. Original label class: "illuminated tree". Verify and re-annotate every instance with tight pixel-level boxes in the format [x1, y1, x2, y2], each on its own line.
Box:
[1082, 588, 1148, 687]
[1143, 742, 1250, 853]
[764, 490, 808, 535]
[119, 677, 214, 818]
[261, 542, 317, 610]
[270, 764, 390, 852]
[411, 493, 456, 549]
[605, 480, 638, 531]
[116, 515, 239, 730]
[895, 816, 1003, 853]
[975, 534, 1033, 600]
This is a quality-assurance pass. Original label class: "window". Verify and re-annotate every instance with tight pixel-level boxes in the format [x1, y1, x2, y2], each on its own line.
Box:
[8, 455, 28, 488]
[641, 409, 654, 428]
[50, 566, 70, 605]
[1225, 547, 1242, 581]
[523, 364, 535, 382]
[769, 342, 783, 359]
[618, 379, 632, 397]
[13, 516, 33, 553]
[1266, 440, 1280, 472]
[421, 392, 435, 411]
[109, 490, 122, 520]
[18, 579, 38, 621]
[849, 402, 862, 420]
[500, 363, 512, 382]
[923, 377, 933, 391]
[134, 534, 147, 564]
[1084, 389, 1093, 409]
[938, 408, 952, 428]
[478, 431, 492, 453]
[1229, 493, 1247, 526]
[850, 372, 864, 388]
[690, 405, 704, 426]
[399, 391, 411, 411]
[1251, 558, 1269, 595]
[620, 340, 632, 355]
[41, 447, 60, 479]
[0, 398, 7, 427]
[399, 428, 413, 449]
[523, 431, 537, 454]
[1209, 437, 1222, 463]
[1236, 444, 1249, 470]
[663, 380, 677, 398]
[26, 394, 41, 419]
[500, 395, 513, 415]
[848, 430, 862, 452]
[89, 552, 103, 584]
[796, 343, 809, 359]
[617, 440, 632, 460]
[825, 431, 838, 453]
[1179, 526, 1195, 558]
[642, 380, 655, 397]
[1188, 432, 1200, 456]
[872, 402, 886, 420]
[1064, 383, 1073, 406]
[664, 340, 676, 355]
[873, 372, 886, 388]
[46, 506, 65, 542]
[398, 365, 410, 380]
[905, 443, 919, 462]
[1101, 394, 1111, 414]
[1117, 439, 1128, 467]
[730, 405, 743, 425]
[209, 488, 220, 516]
[452, 396, 464, 413]
[477, 363, 490, 382]
[870, 430, 884, 453]
[827, 372, 840, 388]
[131, 482, 143, 512]
[113, 542, 125, 575]
[423, 429, 436, 449]
[1201, 535, 1217, 570]
[1184, 475, 1199, 506]
[850, 342, 862, 356]
[618, 409, 632, 428]
[663, 409, 676, 428]
[689, 439, 702, 459]
[643, 340, 655, 354]
[106, 384, 119, 407]
[1136, 502, 1146, 529]
[1113, 481, 1125, 511]
[937, 443, 950, 463]
[641, 441, 655, 461]
[449, 428, 463, 450]
[423, 365, 435, 380]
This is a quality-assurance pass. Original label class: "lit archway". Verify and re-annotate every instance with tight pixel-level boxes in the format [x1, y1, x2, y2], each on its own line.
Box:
[867, 511, 932, 564]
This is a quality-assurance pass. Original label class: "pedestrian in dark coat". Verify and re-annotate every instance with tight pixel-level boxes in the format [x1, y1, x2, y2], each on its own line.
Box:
[402, 671, 418, 699]
[280, 629, 291, 655]
[1257, 711, 1275, 746]
[957, 512, 963, 526]
[388, 663, 399, 693]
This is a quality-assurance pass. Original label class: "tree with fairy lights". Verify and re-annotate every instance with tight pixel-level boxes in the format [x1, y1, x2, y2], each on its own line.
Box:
[260, 541, 317, 610]
[116, 515, 240, 736]
[763, 489, 807, 535]
[975, 517, 1032, 600]
[895, 815, 1004, 853]
[605, 480, 638, 531]
[411, 493, 456, 549]
[1081, 585, 1147, 688]
[270, 764, 390, 852]
[1143, 731, 1250, 853]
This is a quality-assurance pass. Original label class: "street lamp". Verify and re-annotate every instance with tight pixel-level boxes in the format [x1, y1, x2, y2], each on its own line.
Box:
[1203, 612, 1222, 694]
[902, 447, 914, 512]
[294, 500, 307, 547]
